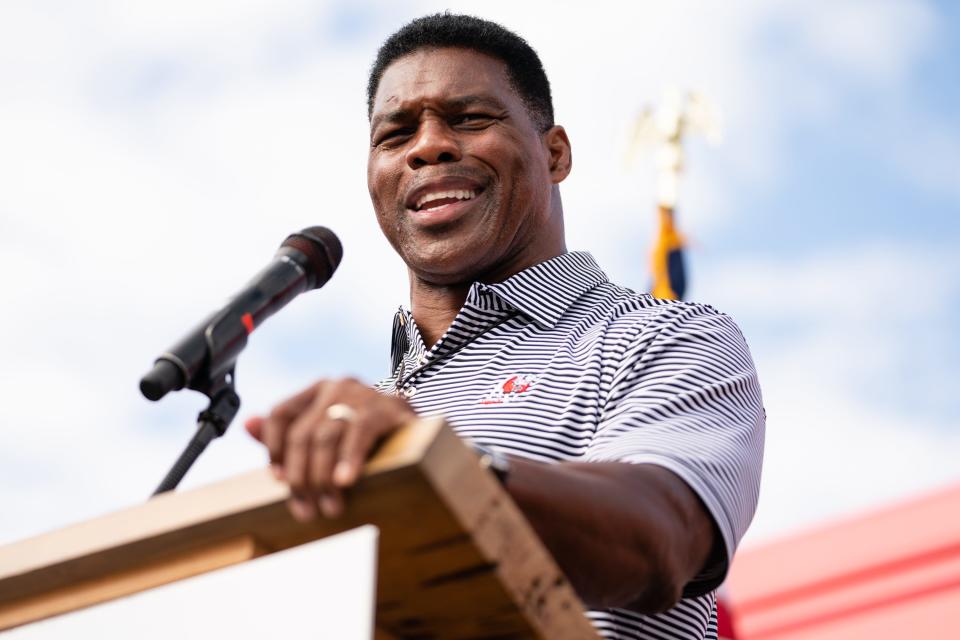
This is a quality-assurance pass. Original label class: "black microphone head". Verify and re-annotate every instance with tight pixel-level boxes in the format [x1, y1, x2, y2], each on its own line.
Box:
[279, 226, 343, 289]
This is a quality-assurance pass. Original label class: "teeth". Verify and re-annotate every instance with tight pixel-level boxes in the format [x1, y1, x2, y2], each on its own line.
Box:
[416, 189, 477, 210]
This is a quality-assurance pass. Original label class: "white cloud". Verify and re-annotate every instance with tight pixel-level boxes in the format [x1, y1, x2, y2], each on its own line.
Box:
[703, 243, 959, 322]
[788, 0, 936, 85]
[881, 110, 960, 201]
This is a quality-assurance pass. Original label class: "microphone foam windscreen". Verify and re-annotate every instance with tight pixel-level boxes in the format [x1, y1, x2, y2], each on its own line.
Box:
[280, 226, 343, 288]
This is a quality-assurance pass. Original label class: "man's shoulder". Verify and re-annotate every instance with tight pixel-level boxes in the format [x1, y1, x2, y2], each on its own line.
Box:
[504, 252, 739, 336]
[575, 280, 737, 335]
[563, 282, 753, 377]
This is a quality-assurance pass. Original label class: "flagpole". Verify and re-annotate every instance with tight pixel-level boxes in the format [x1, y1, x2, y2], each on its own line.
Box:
[626, 89, 722, 301]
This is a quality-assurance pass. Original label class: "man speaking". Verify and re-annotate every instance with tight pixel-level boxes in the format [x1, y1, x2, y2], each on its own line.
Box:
[245, 14, 764, 640]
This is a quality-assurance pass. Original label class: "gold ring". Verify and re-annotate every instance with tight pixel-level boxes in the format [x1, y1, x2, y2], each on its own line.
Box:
[325, 403, 357, 422]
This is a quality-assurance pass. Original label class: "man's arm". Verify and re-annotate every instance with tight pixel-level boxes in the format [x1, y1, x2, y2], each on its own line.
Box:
[244, 378, 718, 613]
[504, 458, 716, 613]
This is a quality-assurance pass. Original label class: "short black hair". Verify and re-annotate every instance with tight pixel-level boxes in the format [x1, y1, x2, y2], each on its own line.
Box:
[367, 13, 555, 131]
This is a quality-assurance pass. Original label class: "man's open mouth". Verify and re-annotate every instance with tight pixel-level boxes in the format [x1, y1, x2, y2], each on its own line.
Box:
[414, 188, 481, 212]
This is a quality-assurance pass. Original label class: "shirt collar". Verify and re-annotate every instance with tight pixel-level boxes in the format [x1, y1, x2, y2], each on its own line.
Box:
[479, 251, 608, 329]
[389, 251, 608, 370]
[389, 306, 421, 376]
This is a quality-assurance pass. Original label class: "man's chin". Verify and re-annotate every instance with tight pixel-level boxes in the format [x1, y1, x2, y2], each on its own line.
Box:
[403, 246, 495, 287]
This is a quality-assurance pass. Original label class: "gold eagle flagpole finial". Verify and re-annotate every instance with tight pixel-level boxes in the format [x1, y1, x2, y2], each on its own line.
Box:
[626, 88, 722, 300]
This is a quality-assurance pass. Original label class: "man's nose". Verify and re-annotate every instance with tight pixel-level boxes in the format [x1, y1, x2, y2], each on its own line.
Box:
[405, 120, 461, 169]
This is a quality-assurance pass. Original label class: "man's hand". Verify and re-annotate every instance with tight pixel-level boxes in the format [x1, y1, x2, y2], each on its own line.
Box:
[244, 378, 417, 521]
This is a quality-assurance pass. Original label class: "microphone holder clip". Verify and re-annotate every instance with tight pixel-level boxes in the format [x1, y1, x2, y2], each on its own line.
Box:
[152, 367, 241, 496]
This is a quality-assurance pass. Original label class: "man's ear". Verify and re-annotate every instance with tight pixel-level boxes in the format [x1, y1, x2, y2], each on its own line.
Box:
[544, 125, 573, 184]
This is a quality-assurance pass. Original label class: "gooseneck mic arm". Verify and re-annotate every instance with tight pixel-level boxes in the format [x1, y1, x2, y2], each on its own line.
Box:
[152, 369, 240, 495]
[142, 226, 343, 495]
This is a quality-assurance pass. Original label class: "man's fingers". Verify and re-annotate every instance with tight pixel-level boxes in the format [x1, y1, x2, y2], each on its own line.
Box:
[245, 416, 284, 479]
[263, 382, 324, 468]
[283, 408, 339, 496]
[253, 377, 418, 522]
[244, 416, 265, 442]
[288, 494, 317, 522]
[318, 488, 343, 519]
[334, 420, 380, 488]
[332, 397, 417, 488]
[307, 419, 346, 493]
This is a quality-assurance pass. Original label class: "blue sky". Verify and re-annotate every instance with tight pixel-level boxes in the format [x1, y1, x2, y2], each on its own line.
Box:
[1, 0, 958, 552]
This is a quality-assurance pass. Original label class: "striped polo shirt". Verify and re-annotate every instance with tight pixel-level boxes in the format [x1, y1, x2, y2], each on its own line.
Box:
[376, 251, 765, 640]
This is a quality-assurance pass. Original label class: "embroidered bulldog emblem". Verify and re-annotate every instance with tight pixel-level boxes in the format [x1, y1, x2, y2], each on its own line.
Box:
[480, 374, 537, 405]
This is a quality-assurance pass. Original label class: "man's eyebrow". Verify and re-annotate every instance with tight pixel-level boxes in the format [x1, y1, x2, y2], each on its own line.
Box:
[370, 95, 508, 130]
[443, 95, 507, 111]
[370, 108, 414, 130]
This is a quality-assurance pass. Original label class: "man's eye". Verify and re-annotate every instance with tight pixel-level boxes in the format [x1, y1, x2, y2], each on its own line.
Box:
[454, 113, 494, 127]
[377, 128, 414, 145]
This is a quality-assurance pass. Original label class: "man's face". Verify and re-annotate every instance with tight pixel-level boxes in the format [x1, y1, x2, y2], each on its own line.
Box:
[367, 47, 569, 285]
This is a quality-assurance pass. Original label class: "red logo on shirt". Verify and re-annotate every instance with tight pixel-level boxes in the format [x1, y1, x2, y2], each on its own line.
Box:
[480, 374, 537, 405]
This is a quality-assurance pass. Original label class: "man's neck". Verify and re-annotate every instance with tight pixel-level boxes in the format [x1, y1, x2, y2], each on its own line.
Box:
[408, 279, 470, 348]
[408, 246, 563, 348]
[407, 212, 567, 347]
[410, 251, 566, 348]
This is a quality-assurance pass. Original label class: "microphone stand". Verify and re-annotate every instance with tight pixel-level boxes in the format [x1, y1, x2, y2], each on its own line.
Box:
[152, 368, 240, 496]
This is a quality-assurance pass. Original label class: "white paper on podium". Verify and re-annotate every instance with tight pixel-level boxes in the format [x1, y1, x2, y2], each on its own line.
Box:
[7, 525, 379, 640]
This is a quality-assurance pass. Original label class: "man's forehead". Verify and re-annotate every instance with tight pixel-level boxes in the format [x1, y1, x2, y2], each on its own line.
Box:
[371, 94, 508, 129]
[371, 48, 516, 118]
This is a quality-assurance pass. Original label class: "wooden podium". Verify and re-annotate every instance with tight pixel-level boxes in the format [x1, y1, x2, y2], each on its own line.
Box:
[0, 418, 600, 639]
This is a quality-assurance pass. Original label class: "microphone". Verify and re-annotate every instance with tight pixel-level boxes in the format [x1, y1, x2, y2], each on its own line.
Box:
[140, 226, 343, 401]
